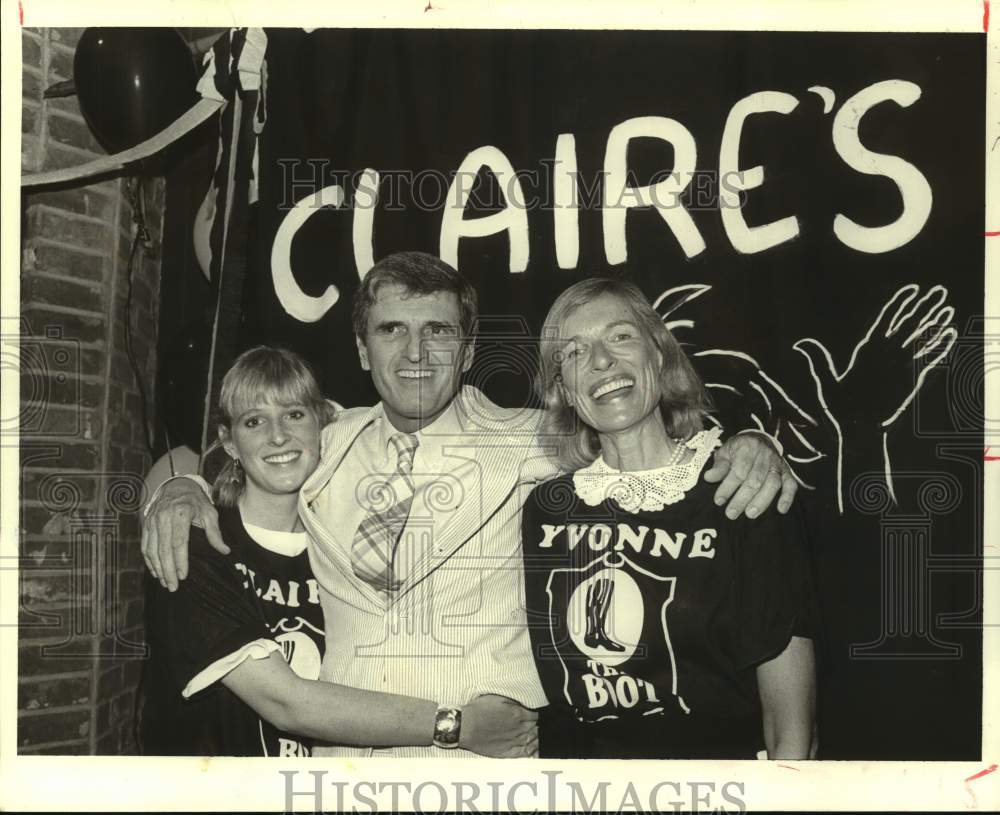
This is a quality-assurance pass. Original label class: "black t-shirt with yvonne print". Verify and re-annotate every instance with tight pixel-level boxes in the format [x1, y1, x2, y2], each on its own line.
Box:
[521, 450, 818, 760]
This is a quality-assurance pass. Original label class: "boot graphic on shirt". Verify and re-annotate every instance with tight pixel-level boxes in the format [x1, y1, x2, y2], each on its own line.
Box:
[584, 577, 626, 652]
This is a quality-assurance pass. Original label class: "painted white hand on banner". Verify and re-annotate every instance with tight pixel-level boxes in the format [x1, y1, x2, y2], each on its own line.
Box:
[792, 284, 957, 512]
[655, 284, 825, 490]
[690, 348, 824, 488]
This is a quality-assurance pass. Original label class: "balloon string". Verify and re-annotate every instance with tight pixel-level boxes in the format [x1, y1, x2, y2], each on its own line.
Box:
[123, 177, 156, 460]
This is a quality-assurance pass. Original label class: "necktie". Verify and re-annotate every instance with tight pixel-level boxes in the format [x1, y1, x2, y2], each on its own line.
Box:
[351, 432, 419, 592]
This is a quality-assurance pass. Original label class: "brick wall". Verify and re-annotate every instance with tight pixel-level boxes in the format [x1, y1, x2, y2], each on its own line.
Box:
[19, 27, 166, 755]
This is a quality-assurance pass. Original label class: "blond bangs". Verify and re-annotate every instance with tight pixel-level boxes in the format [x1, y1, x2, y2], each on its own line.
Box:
[218, 346, 332, 425]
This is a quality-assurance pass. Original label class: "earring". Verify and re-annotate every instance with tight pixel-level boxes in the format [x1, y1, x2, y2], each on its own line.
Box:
[230, 458, 243, 486]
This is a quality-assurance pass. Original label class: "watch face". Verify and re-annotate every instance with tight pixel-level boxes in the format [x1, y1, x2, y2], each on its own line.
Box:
[434, 707, 461, 747]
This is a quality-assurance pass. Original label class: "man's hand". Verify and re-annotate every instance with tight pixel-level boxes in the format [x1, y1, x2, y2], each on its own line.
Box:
[704, 433, 797, 519]
[461, 695, 539, 758]
[141, 477, 226, 591]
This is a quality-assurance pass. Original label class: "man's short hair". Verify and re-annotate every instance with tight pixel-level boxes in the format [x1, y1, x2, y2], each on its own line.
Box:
[352, 251, 479, 339]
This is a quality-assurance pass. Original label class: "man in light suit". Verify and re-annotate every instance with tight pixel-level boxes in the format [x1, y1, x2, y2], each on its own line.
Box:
[143, 251, 796, 757]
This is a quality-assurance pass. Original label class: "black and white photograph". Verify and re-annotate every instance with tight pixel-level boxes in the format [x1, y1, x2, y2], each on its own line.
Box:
[1, 0, 997, 811]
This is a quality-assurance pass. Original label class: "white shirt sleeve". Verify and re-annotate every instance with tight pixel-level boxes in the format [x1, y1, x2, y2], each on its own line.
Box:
[182, 638, 283, 698]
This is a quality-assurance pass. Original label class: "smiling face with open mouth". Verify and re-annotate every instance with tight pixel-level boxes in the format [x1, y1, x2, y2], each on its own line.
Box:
[557, 293, 665, 439]
[223, 400, 323, 502]
[357, 283, 474, 432]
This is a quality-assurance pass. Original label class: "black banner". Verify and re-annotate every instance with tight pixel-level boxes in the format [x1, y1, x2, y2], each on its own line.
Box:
[189, 28, 985, 758]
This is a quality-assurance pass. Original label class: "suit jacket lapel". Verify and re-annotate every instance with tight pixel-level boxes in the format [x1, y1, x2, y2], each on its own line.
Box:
[302, 403, 381, 506]
[301, 404, 387, 608]
[396, 389, 536, 600]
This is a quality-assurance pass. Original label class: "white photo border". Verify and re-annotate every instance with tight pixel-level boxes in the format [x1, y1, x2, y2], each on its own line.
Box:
[1, 0, 997, 811]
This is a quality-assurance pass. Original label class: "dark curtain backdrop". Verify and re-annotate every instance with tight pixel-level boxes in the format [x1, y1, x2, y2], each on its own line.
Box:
[160, 29, 985, 759]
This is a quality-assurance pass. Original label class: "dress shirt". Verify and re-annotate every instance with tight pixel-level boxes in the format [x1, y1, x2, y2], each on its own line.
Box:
[300, 387, 558, 758]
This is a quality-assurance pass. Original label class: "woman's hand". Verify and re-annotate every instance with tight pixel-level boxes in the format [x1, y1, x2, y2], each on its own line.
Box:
[460, 694, 539, 758]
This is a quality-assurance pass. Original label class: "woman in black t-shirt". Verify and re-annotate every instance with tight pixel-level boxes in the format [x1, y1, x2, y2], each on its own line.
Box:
[524, 279, 817, 760]
[152, 346, 536, 757]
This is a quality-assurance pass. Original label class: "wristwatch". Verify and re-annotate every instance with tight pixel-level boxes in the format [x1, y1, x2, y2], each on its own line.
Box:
[433, 705, 462, 749]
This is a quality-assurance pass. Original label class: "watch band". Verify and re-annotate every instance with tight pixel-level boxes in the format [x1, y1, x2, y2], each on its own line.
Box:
[433, 705, 462, 749]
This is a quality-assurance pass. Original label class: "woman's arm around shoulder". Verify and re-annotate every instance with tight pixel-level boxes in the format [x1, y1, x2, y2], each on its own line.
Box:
[221, 653, 538, 757]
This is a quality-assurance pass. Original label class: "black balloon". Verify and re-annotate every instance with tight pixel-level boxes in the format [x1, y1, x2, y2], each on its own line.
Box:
[74, 28, 198, 155]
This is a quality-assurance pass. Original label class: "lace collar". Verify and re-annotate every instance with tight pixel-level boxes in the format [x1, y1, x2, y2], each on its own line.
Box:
[573, 426, 723, 514]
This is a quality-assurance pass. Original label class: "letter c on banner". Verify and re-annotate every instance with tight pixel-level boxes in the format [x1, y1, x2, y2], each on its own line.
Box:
[270, 184, 344, 322]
